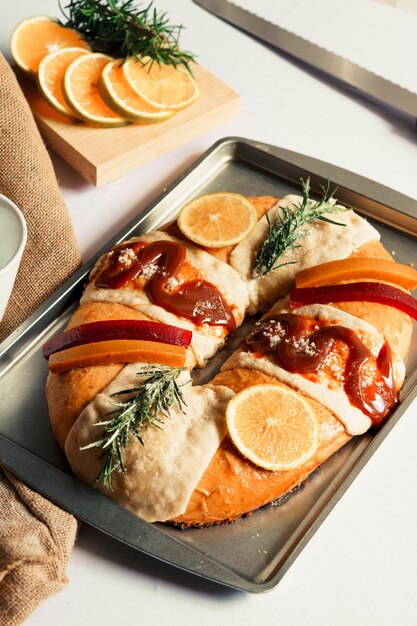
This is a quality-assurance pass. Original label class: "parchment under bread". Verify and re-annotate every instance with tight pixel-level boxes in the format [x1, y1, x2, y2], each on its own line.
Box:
[65, 366, 234, 522]
[230, 195, 380, 313]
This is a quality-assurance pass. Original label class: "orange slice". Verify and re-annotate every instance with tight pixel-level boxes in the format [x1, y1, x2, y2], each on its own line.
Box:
[37, 47, 89, 119]
[226, 384, 319, 471]
[48, 339, 187, 373]
[98, 59, 175, 123]
[122, 56, 199, 110]
[10, 15, 90, 78]
[62, 53, 130, 127]
[177, 193, 258, 248]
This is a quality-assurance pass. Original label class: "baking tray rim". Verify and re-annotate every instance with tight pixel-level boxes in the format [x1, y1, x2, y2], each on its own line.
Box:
[0, 136, 416, 593]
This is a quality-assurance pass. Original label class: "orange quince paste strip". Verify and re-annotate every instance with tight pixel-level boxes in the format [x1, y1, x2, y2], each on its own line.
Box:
[48, 339, 187, 373]
[295, 257, 417, 290]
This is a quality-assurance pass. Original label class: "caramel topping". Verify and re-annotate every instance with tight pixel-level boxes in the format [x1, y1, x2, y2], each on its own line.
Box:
[243, 314, 398, 424]
[95, 240, 236, 331]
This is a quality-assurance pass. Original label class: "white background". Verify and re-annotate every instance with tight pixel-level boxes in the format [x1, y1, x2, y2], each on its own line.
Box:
[1, 1, 417, 624]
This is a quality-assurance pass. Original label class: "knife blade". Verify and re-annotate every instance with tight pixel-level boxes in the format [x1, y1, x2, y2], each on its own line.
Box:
[194, 0, 417, 119]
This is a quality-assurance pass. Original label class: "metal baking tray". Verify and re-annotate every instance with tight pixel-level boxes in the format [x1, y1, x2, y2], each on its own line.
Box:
[1, 137, 416, 593]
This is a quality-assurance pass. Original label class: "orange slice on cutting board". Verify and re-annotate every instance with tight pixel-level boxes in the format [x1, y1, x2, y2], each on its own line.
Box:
[37, 47, 89, 119]
[122, 56, 199, 111]
[62, 52, 129, 127]
[177, 192, 258, 247]
[98, 59, 175, 123]
[10, 15, 90, 78]
[226, 384, 319, 471]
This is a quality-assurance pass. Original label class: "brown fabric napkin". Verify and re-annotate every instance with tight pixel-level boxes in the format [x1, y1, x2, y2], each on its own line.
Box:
[0, 469, 78, 626]
[0, 51, 81, 342]
[0, 52, 81, 624]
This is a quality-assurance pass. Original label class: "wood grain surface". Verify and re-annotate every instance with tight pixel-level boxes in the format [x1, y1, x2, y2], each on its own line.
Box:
[22, 63, 240, 186]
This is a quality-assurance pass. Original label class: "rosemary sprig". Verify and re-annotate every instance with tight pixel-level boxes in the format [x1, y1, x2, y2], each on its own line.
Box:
[59, 0, 196, 72]
[252, 178, 349, 279]
[81, 365, 188, 488]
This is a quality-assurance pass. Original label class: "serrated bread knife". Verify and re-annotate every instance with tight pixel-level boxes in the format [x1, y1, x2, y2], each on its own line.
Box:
[194, 0, 417, 119]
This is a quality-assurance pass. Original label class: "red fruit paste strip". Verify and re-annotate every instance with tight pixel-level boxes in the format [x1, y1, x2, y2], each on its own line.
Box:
[290, 282, 417, 320]
[43, 319, 192, 358]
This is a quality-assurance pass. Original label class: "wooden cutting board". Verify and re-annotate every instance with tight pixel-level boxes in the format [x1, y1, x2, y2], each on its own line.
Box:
[22, 64, 240, 186]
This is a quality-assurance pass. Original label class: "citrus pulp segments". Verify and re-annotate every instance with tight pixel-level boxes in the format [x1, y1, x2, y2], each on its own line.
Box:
[226, 384, 319, 471]
[98, 60, 175, 123]
[62, 53, 129, 127]
[37, 47, 90, 119]
[122, 56, 199, 111]
[10, 15, 90, 78]
[177, 192, 258, 247]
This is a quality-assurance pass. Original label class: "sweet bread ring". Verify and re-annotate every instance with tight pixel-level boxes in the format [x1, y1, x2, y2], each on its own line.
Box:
[45, 194, 414, 525]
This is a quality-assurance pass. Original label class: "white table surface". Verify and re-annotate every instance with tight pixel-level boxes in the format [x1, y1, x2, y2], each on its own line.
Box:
[2, 1, 417, 624]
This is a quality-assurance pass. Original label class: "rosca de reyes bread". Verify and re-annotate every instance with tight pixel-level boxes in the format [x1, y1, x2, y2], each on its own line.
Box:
[44, 187, 417, 526]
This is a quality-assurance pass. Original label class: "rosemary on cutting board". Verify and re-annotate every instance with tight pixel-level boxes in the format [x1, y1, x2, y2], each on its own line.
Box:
[60, 0, 196, 72]
[81, 365, 188, 488]
[252, 178, 349, 279]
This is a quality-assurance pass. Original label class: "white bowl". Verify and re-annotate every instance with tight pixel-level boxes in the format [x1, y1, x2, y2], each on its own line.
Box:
[0, 194, 27, 323]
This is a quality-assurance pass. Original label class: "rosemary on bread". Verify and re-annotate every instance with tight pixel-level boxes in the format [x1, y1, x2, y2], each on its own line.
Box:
[252, 178, 349, 279]
[60, 0, 196, 72]
[81, 365, 188, 488]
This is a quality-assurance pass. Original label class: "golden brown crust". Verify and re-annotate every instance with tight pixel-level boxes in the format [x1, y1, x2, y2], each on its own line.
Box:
[67, 301, 154, 328]
[333, 300, 412, 359]
[47, 302, 156, 450]
[47, 362, 124, 451]
[172, 369, 351, 526]
[332, 240, 413, 358]
[172, 239, 412, 526]
[349, 239, 393, 260]
[46, 201, 412, 526]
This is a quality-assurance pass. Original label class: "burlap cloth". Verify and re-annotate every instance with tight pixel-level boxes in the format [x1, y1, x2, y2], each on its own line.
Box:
[0, 52, 80, 624]
[0, 52, 80, 341]
[0, 469, 77, 626]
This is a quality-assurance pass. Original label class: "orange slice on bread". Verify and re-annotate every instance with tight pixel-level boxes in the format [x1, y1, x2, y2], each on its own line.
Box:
[226, 384, 319, 471]
[177, 193, 258, 248]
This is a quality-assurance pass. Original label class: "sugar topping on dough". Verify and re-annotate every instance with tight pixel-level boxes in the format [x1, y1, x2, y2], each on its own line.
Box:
[222, 303, 405, 436]
[82, 231, 249, 367]
[46, 193, 412, 527]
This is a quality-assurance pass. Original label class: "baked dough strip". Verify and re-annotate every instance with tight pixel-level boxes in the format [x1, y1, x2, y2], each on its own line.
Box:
[46, 195, 413, 526]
